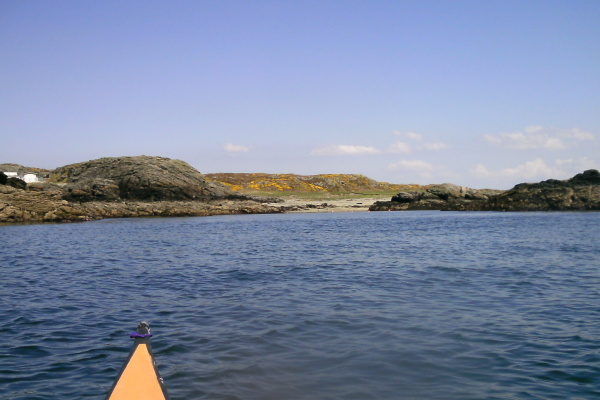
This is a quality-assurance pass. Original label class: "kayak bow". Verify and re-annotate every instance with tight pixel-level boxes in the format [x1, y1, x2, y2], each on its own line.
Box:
[105, 322, 170, 400]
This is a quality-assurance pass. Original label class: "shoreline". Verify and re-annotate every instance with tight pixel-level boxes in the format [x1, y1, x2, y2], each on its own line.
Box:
[0, 185, 278, 223]
[269, 196, 390, 213]
[0, 186, 392, 223]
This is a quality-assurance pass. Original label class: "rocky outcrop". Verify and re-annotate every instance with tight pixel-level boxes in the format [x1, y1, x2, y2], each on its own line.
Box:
[0, 156, 282, 223]
[369, 170, 600, 212]
[0, 185, 91, 222]
[50, 156, 232, 202]
[0, 185, 283, 223]
[369, 184, 502, 211]
[461, 169, 600, 211]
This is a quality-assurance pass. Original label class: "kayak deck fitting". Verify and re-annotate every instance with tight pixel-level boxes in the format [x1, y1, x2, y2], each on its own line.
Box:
[105, 322, 170, 400]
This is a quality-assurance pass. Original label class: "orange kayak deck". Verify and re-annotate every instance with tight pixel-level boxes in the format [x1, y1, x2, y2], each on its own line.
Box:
[105, 323, 169, 400]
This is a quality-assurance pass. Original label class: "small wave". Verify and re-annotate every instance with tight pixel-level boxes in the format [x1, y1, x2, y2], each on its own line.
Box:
[9, 345, 51, 357]
[428, 265, 463, 273]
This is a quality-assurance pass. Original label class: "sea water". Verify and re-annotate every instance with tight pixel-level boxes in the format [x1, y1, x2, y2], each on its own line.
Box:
[1, 211, 599, 399]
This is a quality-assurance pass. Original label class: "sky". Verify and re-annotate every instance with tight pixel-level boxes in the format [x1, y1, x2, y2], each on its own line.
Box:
[1, 1, 599, 189]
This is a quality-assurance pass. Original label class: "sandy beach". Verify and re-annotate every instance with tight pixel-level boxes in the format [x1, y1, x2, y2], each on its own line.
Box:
[268, 196, 391, 213]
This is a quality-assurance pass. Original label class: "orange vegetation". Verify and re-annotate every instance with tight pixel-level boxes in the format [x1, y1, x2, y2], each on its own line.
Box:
[206, 173, 418, 195]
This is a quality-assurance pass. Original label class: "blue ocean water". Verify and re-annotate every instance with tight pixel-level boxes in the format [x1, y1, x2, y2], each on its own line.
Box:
[1, 211, 599, 400]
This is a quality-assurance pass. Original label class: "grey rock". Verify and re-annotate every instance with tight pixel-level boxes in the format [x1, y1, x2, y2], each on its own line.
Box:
[371, 183, 503, 211]
[391, 192, 420, 203]
[50, 156, 232, 202]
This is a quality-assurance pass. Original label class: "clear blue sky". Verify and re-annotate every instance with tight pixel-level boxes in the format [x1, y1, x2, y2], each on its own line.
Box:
[1, 1, 599, 189]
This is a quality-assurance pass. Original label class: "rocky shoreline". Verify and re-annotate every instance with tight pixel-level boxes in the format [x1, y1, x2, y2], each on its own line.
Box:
[0, 185, 281, 223]
[1, 156, 599, 224]
[0, 156, 284, 223]
[369, 184, 503, 212]
[0, 156, 403, 223]
[461, 169, 600, 211]
[369, 169, 600, 212]
[0, 184, 389, 224]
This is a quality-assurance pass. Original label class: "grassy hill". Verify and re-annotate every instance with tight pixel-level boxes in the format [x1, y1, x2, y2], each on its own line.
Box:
[205, 173, 418, 198]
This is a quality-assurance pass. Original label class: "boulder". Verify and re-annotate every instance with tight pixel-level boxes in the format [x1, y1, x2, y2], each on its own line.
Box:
[6, 177, 27, 190]
[391, 192, 420, 203]
[425, 183, 463, 200]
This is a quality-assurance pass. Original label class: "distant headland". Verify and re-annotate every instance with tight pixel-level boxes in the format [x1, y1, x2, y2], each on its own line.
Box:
[1, 156, 599, 223]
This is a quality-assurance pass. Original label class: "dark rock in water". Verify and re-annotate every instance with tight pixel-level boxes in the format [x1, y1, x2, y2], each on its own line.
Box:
[463, 169, 600, 211]
[50, 156, 232, 202]
[370, 183, 502, 211]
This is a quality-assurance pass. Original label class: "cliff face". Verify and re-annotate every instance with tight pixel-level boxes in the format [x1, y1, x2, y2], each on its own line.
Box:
[463, 169, 600, 211]
[50, 156, 232, 202]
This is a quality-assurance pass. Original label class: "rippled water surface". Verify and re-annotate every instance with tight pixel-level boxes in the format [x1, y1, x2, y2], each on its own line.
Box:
[1, 211, 599, 399]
